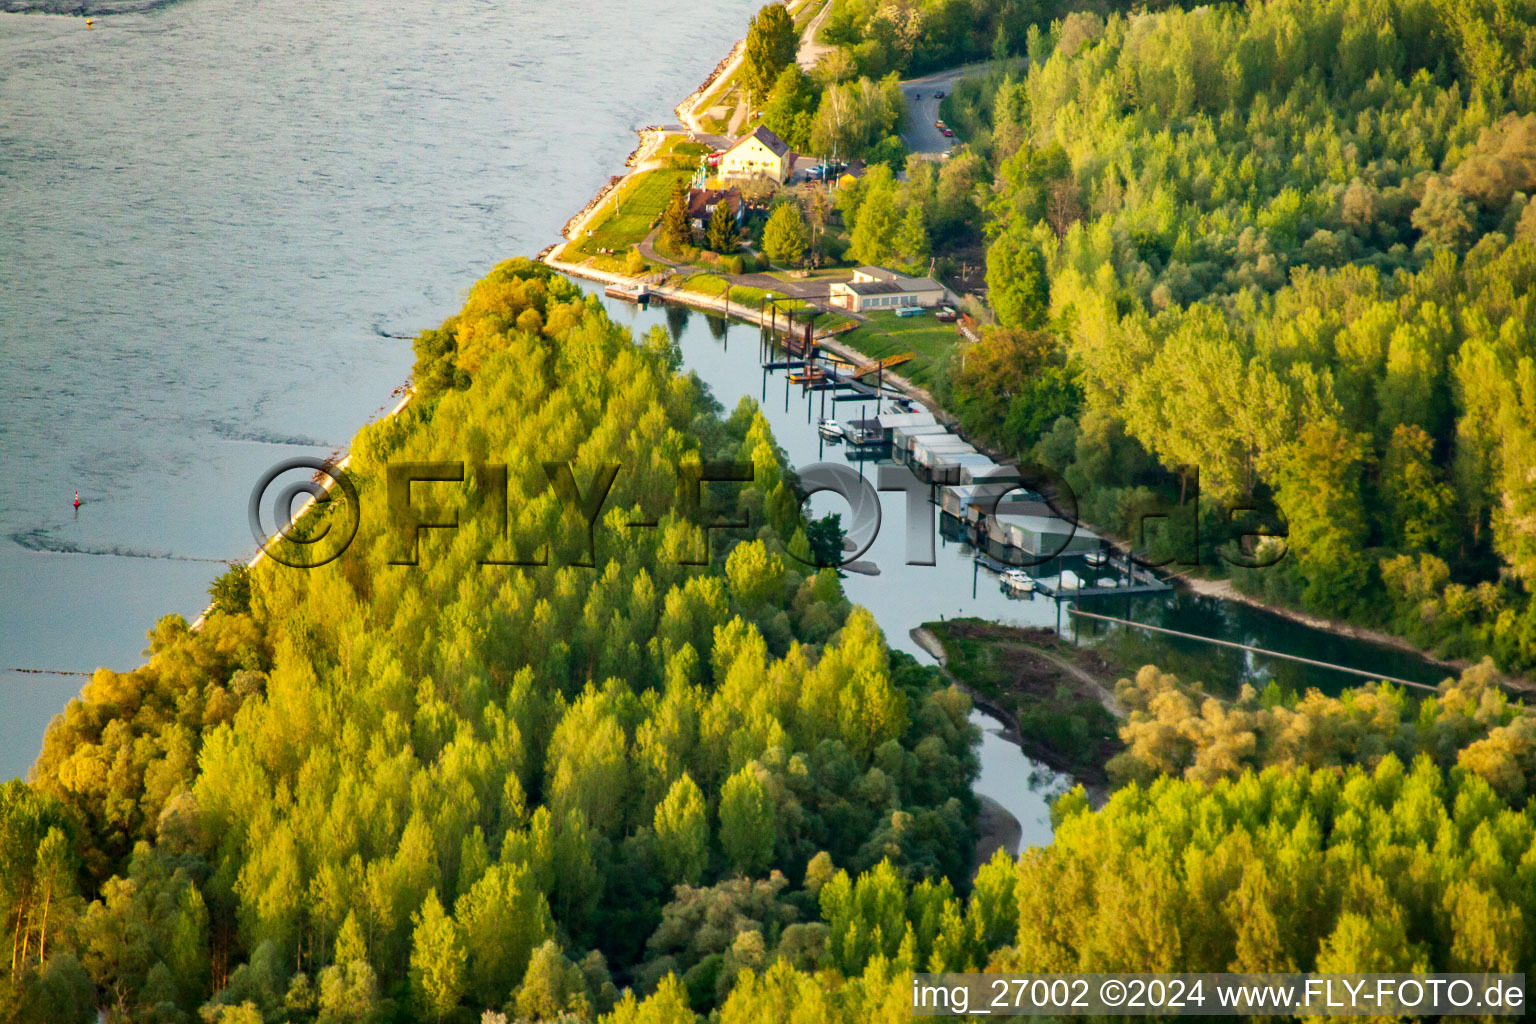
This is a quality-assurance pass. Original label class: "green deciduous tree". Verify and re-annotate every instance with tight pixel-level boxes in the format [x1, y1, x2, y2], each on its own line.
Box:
[718, 766, 774, 876]
[742, 3, 797, 108]
[763, 65, 817, 153]
[1275, 420, 1374, 616]
[456, 864, 553, 1007]
[516, 940, 590, 1021]
[894, 203, 930, 274]
[409, 890, 465, 1024]
[1382, 423, 1457, 554]
[653, 774, 709, 886]
[985, 232, 1047, 329]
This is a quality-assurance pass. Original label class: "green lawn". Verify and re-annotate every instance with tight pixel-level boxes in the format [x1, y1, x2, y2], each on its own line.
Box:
[566, 168, 692, 262]
[656, 137, 711, 169]
[764, 267, 854, 285]
[678, 274, 785, 309]
[838, 310, 961, 390]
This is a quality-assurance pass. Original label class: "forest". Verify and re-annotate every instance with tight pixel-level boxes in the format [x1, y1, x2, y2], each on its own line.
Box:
[2, 260, 985, 1022]
[5, 254, 1531, 1024]
[6, 2, 1536, 1022]
[927, 0, 1536, 677]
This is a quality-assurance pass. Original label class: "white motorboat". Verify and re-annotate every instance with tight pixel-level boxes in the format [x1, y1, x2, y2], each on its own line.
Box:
[1059, 569, 1083, 590]
[817, 419, 845, 440]
[1000, 568, 1035, 593]
[1084, 550, 1110, 568]
[1096, 576, 1119, 589]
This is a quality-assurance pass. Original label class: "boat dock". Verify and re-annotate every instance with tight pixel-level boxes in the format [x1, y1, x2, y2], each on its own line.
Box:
[605, 282, 650, 304]
[973, 552, 1172, 598]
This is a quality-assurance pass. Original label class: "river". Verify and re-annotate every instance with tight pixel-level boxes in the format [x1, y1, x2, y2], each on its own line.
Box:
[0, 0, 758, 778]
[2, 1, 1454, 849]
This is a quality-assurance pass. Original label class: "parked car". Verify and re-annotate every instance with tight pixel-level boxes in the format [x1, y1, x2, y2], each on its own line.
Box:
[941, 128, 954, 138]
[934, 90, 946, 98]
[934, 119, 946, 129]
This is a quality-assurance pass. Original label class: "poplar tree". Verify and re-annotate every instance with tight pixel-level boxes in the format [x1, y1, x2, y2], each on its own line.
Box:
[718, 766, 774, 876]
[653, 774, 709, 886]
[742, 3, 797, 108]
[409, 891, 464, 1024]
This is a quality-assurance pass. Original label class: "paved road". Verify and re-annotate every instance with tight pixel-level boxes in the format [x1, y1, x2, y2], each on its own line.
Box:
[899, 60, 1026, 156]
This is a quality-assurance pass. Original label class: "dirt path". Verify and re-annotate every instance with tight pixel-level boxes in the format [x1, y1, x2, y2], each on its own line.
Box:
[797, 0, 836, 71]
[679, 42, 746, 134]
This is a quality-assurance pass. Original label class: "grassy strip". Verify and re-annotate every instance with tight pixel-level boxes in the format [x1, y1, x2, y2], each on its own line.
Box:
[569, 168, 692, 262]
[837, 310, 961, 389]
[678, 273, 787, 308]
[655, 137, 711, 169]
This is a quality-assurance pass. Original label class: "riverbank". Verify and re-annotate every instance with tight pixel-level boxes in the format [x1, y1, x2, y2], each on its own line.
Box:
[1169, 571, 1512, 686]
[524, 1, 1526, 697]
[914, 623, 1118, 806]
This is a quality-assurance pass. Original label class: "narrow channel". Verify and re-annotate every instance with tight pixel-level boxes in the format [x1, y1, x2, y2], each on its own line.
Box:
[584, 291, 1462, 846]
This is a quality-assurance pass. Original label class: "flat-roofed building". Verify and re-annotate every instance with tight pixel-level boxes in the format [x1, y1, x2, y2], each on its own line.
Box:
[830, 266, 948, 312]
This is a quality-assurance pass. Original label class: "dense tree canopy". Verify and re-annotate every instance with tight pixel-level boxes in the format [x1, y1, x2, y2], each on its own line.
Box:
[742, 3, 798, 106]
[931, 0, 1536, 672]
[4, 259, 982, 1022]
[10, 4, 1536, 1022]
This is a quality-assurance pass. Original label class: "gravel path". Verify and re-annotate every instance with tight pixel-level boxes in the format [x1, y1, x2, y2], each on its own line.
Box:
[796, 0, 836, 71]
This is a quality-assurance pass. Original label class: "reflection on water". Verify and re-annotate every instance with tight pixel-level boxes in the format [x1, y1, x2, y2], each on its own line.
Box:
[970, 710, 1066, 851]
[1072, 591, 1453, 699]
[594, 297, 1463, 837]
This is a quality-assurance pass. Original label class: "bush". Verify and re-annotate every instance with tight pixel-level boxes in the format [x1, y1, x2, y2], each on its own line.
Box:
[724, 255, 745, 275]
[209, 563, 252, 615]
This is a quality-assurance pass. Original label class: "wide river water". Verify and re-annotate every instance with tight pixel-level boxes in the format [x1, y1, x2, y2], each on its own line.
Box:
[2, 0, 1451, 844]
[0, 0, 761, 776]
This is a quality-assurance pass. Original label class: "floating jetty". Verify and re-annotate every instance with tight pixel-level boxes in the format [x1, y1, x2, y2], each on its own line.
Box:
[974, 552, 1170, 599]
[605, 283, 650, 304]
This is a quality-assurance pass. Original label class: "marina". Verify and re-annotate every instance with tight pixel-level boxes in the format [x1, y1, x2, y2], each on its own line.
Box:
[749, 316, 1176, 601]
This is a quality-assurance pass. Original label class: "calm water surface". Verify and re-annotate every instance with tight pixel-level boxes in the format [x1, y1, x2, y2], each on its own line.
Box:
[0, 0, 757, 777]
[2, 0, 1451, 846]
[592, 296, 1459, 844]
